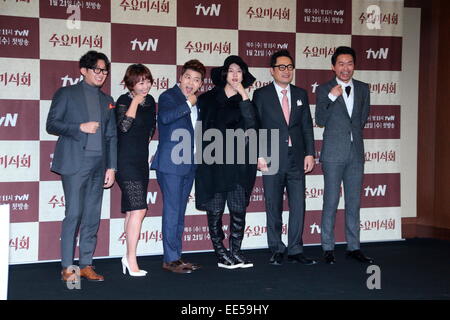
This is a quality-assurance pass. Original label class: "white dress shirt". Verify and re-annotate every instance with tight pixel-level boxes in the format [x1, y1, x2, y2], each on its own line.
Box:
[328, 78, 354, 117]
[185, 99, 198, 156]
[273, 81, 291, 114]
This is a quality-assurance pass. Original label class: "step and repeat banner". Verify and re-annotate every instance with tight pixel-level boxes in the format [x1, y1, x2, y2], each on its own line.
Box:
[0, 0, 403, 264]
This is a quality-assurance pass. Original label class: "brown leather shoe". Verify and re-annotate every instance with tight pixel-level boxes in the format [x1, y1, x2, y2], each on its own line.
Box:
[162, 261, 192, 274]
[80, 265, 104, 281]
[177, 259, 201, 271]
[61, 268, 79, 283]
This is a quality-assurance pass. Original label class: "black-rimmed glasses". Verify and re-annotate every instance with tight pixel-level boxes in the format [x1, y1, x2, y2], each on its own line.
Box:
[90, 67, 109, 75]
[273, 64, 295, 71]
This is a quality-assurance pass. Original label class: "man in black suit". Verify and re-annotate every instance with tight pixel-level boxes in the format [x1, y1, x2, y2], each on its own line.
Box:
[253, 50, 316, 265]
[46, 51, 117, 282]
[315, 46, 373, 265]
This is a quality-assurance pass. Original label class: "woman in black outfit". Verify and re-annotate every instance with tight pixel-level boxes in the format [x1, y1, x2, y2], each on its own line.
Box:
[115, 64, 156, 277]
[196, 55, 258, 269]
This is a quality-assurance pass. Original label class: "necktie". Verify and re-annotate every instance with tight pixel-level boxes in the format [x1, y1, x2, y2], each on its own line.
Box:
[281, 89, 292, 146]
[345, 86, 351, 97]
[281, 89, 289, 124]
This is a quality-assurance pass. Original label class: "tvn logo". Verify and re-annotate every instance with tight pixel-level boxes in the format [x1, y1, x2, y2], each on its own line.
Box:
[364, 185, 387, 197]
[15, 30, 29, 36]
[61, 75, 83, 87]
[15, 194, 30, 201]
[366, 48, 389, 60]
[131, 38, 159, 52]
[195, 3, 221, 16]
[0, 113, 18, 127]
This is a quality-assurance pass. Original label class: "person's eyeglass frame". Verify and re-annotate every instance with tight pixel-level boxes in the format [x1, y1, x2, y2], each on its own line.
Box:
[272, 64, 295, 71]
[89, 67, 109, 75]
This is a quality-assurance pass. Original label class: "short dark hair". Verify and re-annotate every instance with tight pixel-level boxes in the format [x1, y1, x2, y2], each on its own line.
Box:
[331, 46, 356, 66]
[123, 64, 154, 91]
[270, 49, 294, 68]
[79, 50, 110, 71]
[181, 59, 206, 81]
[219, 64, 249, 84]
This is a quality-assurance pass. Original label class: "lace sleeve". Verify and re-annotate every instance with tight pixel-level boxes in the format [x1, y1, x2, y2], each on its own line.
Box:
[116, 104, 134, 133]
[150, 113, 157, 139]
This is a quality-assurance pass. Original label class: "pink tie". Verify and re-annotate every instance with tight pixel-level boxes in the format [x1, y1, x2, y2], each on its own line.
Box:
[281, 89, 292, 145]
[281, 89, 289, 124]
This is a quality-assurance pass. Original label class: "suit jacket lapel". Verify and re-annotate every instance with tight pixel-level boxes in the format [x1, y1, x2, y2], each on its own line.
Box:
[340, 95, 351, 120]
[74, 82, 89, 122]
[350, 81, 360, 121]
[99, 92, 110, 130]
[173, 84, 186, 102]
[288, 84, 298, 127]
[268, 83, 288, 127]
[173, 84, 194, 132]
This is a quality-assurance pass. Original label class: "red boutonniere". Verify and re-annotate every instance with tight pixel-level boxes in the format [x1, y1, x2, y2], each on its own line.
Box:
[108, 103, 115, 109]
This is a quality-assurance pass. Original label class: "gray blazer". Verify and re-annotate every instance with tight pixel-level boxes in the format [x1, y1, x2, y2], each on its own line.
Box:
[315, 78, 370, 163]
[46, 81, 117, 175]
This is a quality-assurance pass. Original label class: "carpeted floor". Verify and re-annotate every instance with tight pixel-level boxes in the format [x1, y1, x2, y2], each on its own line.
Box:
[7, 238, 450, 300]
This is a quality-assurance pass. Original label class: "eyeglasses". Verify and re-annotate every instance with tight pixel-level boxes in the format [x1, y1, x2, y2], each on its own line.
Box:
[273, 64, 295, 71]
[90, 67, 109, 75]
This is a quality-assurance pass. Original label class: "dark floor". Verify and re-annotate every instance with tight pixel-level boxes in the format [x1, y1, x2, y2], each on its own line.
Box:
[7, 238, 450, 301]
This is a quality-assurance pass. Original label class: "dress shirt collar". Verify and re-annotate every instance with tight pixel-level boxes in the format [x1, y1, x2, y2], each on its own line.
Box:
[335, 77, 353, 89]
[273, 81, 291, 96]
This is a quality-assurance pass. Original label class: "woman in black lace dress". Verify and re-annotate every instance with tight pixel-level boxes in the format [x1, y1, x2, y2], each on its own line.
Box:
[115, 64, 156, 276]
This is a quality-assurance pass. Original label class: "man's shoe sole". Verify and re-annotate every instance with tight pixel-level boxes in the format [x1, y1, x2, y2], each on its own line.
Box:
[238, 263, 254, 268]
[218, 263, 242, 269]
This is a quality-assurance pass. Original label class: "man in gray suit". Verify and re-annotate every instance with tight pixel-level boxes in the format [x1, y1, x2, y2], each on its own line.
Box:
[315, 46, 373, 264]
[254, 50, 316, 266]
[47, 51, 117, 281]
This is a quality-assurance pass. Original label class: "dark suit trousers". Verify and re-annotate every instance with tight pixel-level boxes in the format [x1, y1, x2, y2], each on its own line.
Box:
[321, 143, 364, 251]
[156, 167, 195, 263]
[60, 155, 104, 268]
[263, 148, 305, 255]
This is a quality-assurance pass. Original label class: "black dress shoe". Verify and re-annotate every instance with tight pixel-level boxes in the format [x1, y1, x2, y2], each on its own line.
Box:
[287, 253, 317, 265]
[346, 250, 374, 264]
[269, 252, 284, 265]
[324, 251, 336, 264]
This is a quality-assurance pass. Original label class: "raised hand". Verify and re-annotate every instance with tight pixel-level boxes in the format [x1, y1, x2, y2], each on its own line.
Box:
[187, 94, 197, 106]
[330, 84, 343, 97]
[230, 82, 249, 100]
[131, 93, 146, 105]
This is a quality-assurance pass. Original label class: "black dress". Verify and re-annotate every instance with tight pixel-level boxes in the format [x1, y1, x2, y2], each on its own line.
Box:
[115, 93, 156, 213]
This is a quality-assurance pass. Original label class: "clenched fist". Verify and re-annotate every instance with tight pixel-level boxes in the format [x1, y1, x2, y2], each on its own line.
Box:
[188, 94, 197, 106]
[330, 84, 343, 97]
[80, 121, 100, 134]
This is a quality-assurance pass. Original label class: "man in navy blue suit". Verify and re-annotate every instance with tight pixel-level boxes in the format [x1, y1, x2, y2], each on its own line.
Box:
[151, 60, 206, 273]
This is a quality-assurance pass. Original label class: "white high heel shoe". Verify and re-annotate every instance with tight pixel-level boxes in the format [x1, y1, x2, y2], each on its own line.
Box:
[121, 256, 147, 277]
